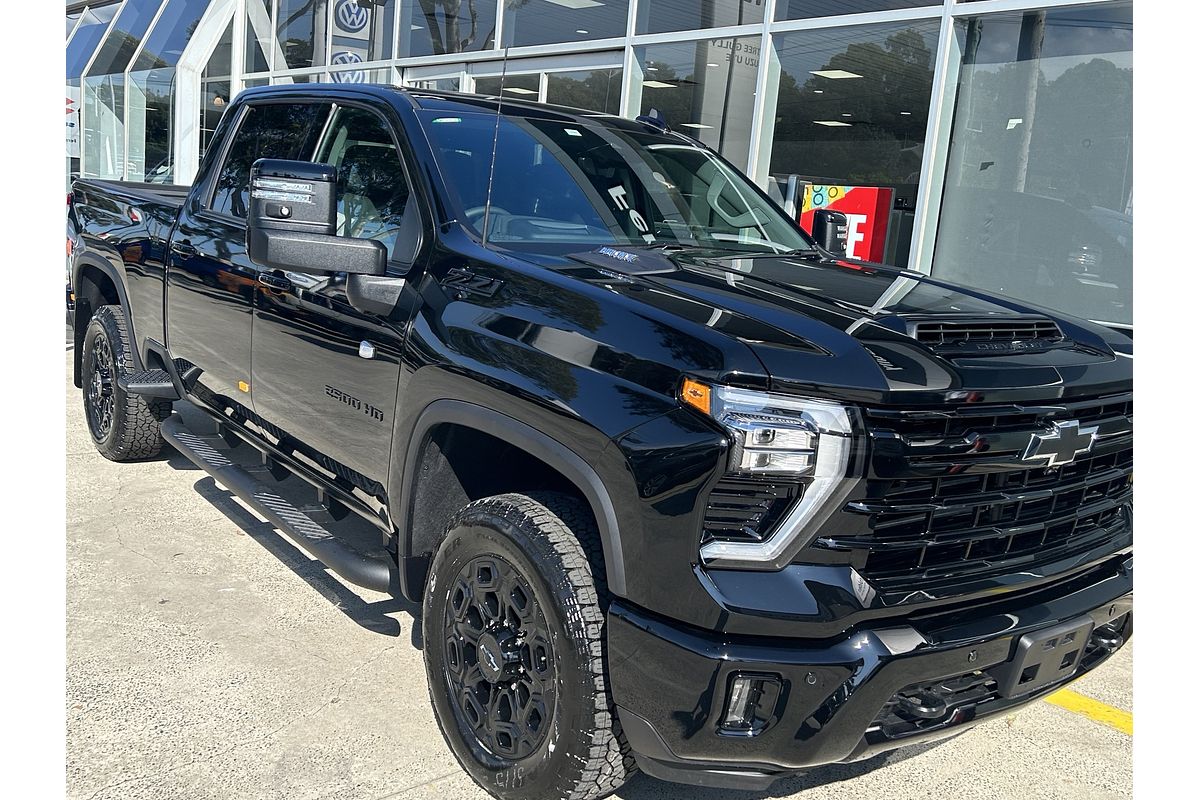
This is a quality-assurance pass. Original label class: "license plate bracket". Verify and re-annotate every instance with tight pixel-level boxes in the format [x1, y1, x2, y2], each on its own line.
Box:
[993, 615, 1095, 698]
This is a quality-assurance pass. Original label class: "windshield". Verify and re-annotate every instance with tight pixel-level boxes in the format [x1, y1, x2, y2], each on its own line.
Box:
[419, 110, 815, 255]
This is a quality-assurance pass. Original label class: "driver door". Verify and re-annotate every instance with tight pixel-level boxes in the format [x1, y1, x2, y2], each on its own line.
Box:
[250, 104, 425, 506]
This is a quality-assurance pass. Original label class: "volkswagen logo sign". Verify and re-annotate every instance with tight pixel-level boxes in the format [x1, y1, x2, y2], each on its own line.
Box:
[330, 51, 366, 84]
[335, 0, 369, 34]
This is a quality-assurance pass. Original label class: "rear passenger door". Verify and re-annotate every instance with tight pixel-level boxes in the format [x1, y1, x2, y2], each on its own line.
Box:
[250, 103, 425, 506]
[167, 100, 330, 410]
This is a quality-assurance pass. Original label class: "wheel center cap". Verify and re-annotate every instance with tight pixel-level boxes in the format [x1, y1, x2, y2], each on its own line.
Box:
[477, 631, 516, 682]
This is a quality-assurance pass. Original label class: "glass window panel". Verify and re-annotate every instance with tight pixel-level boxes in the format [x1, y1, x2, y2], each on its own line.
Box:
[67, 12, 83, 40]
[768, 20, 938, 266]
[88, 1, 166, 77]
[933, 4, 1133, 326]
[67, 78, 81, 178]
[636, 37, 761, 171]
[775, 1, 935, 23]
[408, 76, 462, 92]
[503, 0, 629, 48]
[133, 0, 215, 71]
[210, 102, 330, 217]
[127, 68, 177, 182]
[277, 0, 330, 69]
[67, 13, 118, 79]
[636, 0, 763, 36]
[271, 72, 323, 84]
[331, 0, 395, 63]
[399, 1, 496, 57]
[82, 74, 126, 179]
[245, 0, 273, 72]
[474, 73, 541, 98]
[244, 77, 271, 88]
[546, 68, 623, 114]
[200, 20, 235, 163]
[315, 107, 416, 262]
[330, 66, 397, 84]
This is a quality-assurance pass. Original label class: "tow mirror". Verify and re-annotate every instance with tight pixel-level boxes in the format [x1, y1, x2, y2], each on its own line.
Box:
[246, 158, 386, 276]
[811, 209, 849, 256]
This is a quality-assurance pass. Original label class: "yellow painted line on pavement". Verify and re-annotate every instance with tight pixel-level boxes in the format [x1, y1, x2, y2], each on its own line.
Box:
[1044, 688, 1132, 735]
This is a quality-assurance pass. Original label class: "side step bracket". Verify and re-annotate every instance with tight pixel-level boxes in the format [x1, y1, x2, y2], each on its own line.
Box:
[161, 414, 396, 594]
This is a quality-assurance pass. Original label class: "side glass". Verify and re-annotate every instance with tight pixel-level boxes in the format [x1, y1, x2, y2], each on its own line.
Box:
[636, 0, 764, 36]
[315, 107, 416, 263]
[635, 37, 762, 171]
[932, 4, 1133, 326]
[546, 68, 623, 114]
[277, 0, 330, 69]
[503, 0, 630, 48]
[399, 1, 497, 57]
[766, 20, 939, 266]
[209, 103, 330, 218]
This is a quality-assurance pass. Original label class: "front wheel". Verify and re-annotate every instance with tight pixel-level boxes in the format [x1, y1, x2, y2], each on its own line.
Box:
[81, 305, 171, 461]
[423, 492, 635, 800]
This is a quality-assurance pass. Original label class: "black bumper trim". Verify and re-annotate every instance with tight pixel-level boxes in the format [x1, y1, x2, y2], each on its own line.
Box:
[608, 556, 1131, 787]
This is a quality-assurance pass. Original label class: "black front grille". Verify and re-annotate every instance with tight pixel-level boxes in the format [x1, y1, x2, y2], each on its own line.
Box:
[810, 393, 1132, 593]
[703, 478, 799, 544]
[912, 317, 1063, 346]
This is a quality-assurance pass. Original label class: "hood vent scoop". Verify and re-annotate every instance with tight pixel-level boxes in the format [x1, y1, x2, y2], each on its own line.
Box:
[909, 317, 1064, 353]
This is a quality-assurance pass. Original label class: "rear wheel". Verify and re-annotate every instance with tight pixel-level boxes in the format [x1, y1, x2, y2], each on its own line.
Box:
[81, 305, 171, 461]
[423, 492, 635, 800]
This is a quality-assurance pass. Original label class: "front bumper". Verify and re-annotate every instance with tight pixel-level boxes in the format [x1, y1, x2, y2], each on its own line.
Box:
[609, 555, 1132, 790]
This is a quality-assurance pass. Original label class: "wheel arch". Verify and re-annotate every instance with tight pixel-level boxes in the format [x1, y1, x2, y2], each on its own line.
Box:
[71, 254, 142, 386]
[397, 399, 626, 602]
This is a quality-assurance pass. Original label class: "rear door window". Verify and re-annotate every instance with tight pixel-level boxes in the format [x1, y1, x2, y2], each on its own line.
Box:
[209, 102, 330, 218]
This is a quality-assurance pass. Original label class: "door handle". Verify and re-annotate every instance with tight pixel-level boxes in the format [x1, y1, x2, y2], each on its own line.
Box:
[171, 240, 197, 257]
[258, 272, 293, 291]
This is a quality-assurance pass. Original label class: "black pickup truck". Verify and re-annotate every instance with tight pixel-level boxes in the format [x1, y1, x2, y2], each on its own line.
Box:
[68, 84, 1133, 799]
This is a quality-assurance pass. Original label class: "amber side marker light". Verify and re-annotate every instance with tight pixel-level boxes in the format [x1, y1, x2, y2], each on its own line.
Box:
[680, 378, 712, 415]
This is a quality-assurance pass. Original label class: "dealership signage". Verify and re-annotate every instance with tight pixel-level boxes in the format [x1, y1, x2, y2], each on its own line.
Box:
[800, 184, 893, 262]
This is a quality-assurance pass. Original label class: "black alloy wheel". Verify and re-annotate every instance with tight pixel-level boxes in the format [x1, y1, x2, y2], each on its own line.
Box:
[423, 492, 635, 800]
[84, 326, 116, 442]
[443, 554, 556, 761]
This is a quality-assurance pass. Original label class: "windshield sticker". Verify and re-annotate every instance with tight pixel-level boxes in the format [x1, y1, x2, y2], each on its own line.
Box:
[607, 185, 656, 243]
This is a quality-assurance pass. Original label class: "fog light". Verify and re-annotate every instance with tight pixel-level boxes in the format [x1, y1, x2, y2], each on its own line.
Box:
[720, 673, 782, 736]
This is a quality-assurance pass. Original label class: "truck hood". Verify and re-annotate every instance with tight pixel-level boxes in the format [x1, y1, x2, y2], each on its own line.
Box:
[527, 247, 1132, 405]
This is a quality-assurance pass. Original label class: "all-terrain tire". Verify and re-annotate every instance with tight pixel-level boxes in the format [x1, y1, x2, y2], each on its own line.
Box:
[423, 492, 636, 800]
[81, 304, 171, 461]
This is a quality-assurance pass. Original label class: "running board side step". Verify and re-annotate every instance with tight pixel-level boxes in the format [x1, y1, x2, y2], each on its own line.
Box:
[118, 369, 180, 399]
[161, 414, 396, 594]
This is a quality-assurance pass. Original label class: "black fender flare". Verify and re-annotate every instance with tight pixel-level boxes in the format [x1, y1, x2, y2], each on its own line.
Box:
[398, 399, 627, 598]
[71, 252, 145, 373]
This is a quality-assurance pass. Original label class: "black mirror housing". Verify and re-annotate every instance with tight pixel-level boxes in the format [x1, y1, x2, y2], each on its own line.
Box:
[246, 158, 387, 276]
[811, 209, 849, 256]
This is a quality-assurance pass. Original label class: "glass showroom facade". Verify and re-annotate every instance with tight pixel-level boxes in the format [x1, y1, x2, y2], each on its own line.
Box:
[66, 0, 1132, 327]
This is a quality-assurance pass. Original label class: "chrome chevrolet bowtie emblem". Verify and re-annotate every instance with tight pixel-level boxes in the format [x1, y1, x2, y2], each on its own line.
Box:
[1022, 420, 1099, 467]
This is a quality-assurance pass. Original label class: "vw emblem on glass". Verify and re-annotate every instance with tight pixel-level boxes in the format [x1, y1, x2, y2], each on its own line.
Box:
[335, 0, 369, 33]
[330, 51, 366, 84]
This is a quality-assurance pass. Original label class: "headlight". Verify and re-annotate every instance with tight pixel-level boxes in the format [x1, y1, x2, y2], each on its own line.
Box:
[682, 381, 859, 569]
